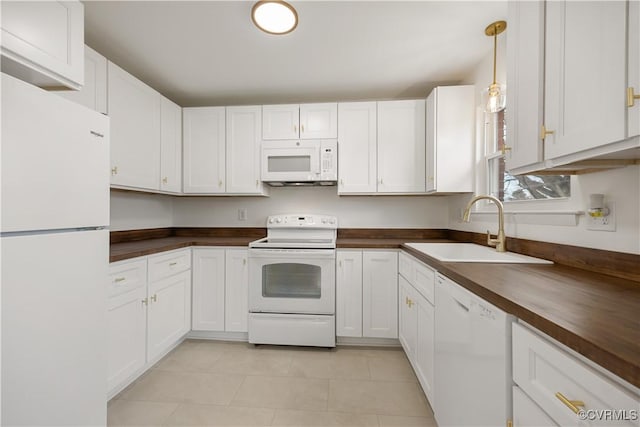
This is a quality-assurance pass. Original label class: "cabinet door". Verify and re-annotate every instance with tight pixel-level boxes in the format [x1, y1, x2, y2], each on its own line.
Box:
[55, 45, 107, 114]
[337, 102, 377, 194]
[107, 286, 147, 393]
[336, 250, 363, 337]
[192, 248, 226, 331]
[225, 248, 248, 333]
[629, 0, 640, 138]
[426, 86, 474, 193]
[300, 103, 338, 139]
[1, 0, 84, 89]
[377, 100, 426, 193]
[544, 1, 627, 160]
[226, 106, 265, 194]
[108, 61, 161, 191]
[504, 0, 545, 172]
[415, 296, 435, 405]
[147, 270, 191, 362]
[362, 251, 398, 338]
[398, 277, 417, 357]
[183, 107, 226, 193]
[160, 97, 182, 193]
[513, 386, 557, 427]
[262, 104, 299, 140]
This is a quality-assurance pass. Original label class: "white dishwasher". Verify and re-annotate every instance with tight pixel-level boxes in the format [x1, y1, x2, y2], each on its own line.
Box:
[434, 273, 514, 427]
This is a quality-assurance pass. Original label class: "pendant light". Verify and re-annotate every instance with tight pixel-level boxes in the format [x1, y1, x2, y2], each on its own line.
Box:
[482, 20, 507, 113]
[251, 0, 298, 35]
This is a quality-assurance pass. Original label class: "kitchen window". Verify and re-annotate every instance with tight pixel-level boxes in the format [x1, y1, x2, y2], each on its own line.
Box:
[485, 110, 571, 202]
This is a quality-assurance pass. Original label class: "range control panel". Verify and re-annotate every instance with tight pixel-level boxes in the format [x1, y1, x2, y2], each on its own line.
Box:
[266, 214, 337, 228]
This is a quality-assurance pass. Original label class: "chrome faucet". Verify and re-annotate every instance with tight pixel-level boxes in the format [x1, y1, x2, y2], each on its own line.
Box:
[462, 195, 507, 252]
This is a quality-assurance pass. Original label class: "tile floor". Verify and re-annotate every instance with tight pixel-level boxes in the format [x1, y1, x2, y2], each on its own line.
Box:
[108, 339, 437, 427]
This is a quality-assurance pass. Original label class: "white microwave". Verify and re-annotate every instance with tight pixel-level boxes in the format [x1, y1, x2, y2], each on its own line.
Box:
[261, 139, 337, 186]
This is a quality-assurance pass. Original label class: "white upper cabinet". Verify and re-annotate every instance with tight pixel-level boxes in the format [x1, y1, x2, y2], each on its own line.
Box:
[226, 106, 267, 195]
[1, 0, 84, 90]
[337, 102, 378, 194]
[543, 1, 627, 160]
[299, 103, 338, 139]
[263, 103, 337, 140]
[377, 100, 426, 193]
[108, 61, 161, 191]
[505, 0, 545, 173]
[55, 45, 107, 114]
[425, 86, 475, 193]
[160, 97, 182, 194]
[629, 0, 640, 138]
[183, 107, 226, 194]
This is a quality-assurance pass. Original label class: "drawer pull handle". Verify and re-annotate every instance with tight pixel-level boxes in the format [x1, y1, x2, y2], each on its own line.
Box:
[151, 294, 157, 303]
[114, 277, 126, 283]
[142, 298, 148, 306]
[555, 392, 585, 414]
[169, 262, 178, 266]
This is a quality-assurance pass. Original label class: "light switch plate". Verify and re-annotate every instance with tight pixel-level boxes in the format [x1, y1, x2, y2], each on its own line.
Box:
[586, 202, 615, 231]
[238, 208, 248, 221]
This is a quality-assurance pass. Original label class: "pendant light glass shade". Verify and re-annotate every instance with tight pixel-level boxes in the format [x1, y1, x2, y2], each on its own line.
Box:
[252, 1, 298, 35]
[484, 21, 507, 113]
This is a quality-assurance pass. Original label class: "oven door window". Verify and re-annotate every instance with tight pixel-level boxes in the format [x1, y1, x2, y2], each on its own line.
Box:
[262, 263, 321, 299]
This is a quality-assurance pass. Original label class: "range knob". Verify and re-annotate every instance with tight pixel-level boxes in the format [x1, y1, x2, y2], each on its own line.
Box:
[329, 218, 336, 224]
[321, 218, 327, 224]
[276, 217, 282, 223]
[268, 218, 275, 224]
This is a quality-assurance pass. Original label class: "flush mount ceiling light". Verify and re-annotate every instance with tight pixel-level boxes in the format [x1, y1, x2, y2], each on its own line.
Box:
[482, 20, 507, 113]
[251, 0, 298, 35]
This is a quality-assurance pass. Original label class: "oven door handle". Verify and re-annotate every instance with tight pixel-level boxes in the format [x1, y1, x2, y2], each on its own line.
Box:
[248, 249, 336, 259]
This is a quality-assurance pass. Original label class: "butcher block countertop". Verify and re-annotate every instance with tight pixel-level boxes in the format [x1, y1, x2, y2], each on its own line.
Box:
[109, 228, 640, 389]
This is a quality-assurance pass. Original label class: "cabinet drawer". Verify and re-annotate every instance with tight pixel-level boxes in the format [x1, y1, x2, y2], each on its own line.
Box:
[109, 258, 147, 298]
[148, 249, 191, 282]
[398, 251, 413, 281]
[512, 323, 639, 427]
[413, 262, 435, 305]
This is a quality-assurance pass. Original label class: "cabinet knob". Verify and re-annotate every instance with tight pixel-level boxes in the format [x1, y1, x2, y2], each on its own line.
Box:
[540, 125, 555, 140]
[114, 277, 126, 283]
[162, 177, 168, 184]
[256, 179, 259, 187]
[151, 294, 157, 303]
[111, 166, 118, 176]
[500, 145, 512, 156]
[555, 392, 585, 414]
[142, 298, 148, 306]
[293, 125, 297, 133]
[301, 124, 305, 133]
[340, 179, 344, 186]
[219, 180, 223, 187]
[628, 87, 640, 107]
[243, 258, 247, 266]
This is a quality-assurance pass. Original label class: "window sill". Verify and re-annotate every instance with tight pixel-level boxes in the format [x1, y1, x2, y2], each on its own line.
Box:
[469, 210, 584, 226]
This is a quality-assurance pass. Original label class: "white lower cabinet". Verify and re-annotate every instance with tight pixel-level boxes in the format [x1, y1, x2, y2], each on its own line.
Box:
[336, 250, 397, 339]
[362, 251, 398, 338]
[512, 322, 640, 427]
[224, 248, 249, 333]
[513, 385, 558, 427]
[398, 251, 435, 406]
[336, 250, 363, 337]
[192, 247, 249, 333]
[107, 249, 191, 396]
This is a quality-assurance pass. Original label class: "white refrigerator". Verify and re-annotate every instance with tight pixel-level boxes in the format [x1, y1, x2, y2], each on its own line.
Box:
[1, 73, 110, 425]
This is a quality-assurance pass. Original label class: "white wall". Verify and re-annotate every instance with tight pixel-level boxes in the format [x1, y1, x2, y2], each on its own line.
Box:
[110, 191, 174, 231]
[173, 186, 449, 228]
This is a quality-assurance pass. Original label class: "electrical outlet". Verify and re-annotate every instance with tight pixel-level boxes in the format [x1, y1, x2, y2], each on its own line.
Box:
[237, 208, 248, 221]
[586, 202, 616, 231]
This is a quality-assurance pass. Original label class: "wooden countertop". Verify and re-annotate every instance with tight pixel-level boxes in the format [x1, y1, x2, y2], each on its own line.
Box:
[110, 233, 640, 389]
[402, 244, 640, 390]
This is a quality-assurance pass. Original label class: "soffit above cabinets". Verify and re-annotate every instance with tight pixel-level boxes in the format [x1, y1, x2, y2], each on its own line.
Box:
[83, 1, 506, 107]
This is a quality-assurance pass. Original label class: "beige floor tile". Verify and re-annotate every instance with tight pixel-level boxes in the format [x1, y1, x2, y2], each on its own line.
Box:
[377, 415, 438, 427]
[231, 375, 329, 411]
[338, 347, 407, 360]
[210, 351, 293, 376]
[107, 400, 179, 426]
[119, 369, 244, 405]
[328, 379, 431, 416]
[272, 409, 380, 426]
[368, 355, 417, 382]
[165, 404, 275, 426]
[153, 343, 227, 373]
[195, 339, 252, 352]
[289, 354, 371, 380]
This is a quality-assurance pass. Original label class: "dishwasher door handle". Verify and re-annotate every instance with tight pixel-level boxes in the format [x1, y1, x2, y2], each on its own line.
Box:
[454, 298, 470, 312]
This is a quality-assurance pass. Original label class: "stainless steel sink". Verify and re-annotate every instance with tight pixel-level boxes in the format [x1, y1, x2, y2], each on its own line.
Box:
[405, 243, 552, 264]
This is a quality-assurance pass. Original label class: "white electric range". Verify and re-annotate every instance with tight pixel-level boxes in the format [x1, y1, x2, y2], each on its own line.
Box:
[248, 214, 337, 347]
